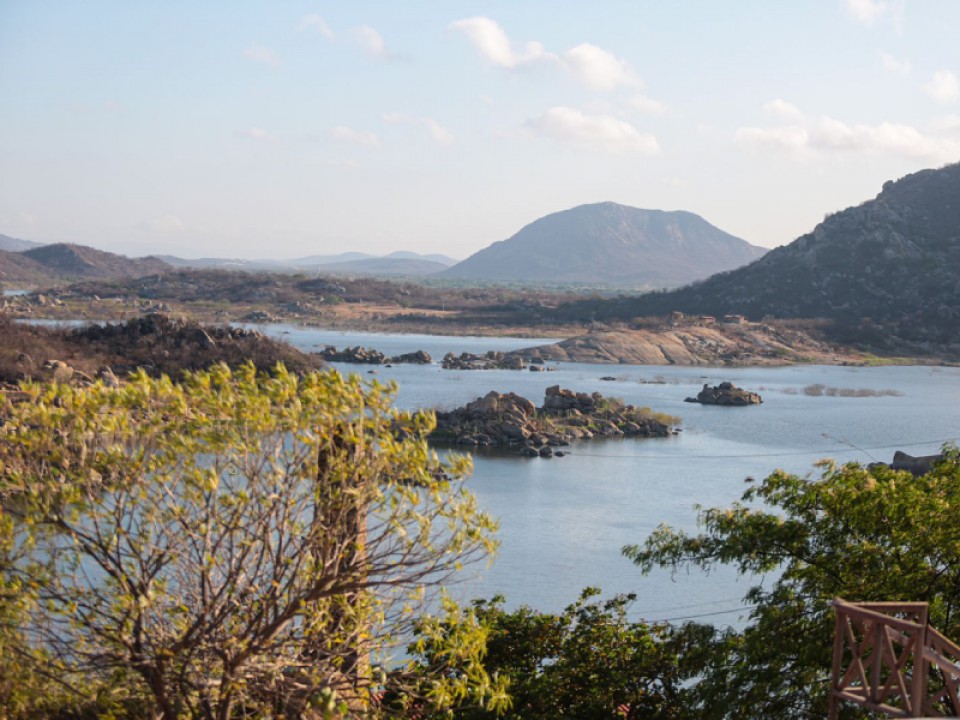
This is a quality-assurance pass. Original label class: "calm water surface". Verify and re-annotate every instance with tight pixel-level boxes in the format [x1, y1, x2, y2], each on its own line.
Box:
[259, 324, 960, 625]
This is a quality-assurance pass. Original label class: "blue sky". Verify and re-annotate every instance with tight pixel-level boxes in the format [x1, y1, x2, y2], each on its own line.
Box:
[1, 1, 958, 259]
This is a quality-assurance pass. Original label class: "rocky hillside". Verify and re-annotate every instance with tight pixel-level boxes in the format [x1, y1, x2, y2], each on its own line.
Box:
[22, 243, 170, 279]
[0, 252, 51, 284]
[0, 313, 321, 384]
[441, 202, 767, 287]
[565, 163, 960, 351]
[1, 243, 171, 285]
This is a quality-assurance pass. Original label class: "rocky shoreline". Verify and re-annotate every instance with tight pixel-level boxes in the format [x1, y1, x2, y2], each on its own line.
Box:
[430, 385, 677, 457]
[508, 324, 858, 366]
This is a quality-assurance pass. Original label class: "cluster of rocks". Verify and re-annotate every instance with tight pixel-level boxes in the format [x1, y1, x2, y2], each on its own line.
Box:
[685, 381, 762, 406]
[319, 346, 432, 365]
[431, 385, 674, 457]
[441, 351, 554, 372]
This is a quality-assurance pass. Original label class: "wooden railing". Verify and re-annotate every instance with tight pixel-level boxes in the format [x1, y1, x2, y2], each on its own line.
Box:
[829, 599, 960, 718]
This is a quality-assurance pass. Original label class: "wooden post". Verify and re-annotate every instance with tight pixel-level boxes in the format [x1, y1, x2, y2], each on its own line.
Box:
[829, 599, 846, 720]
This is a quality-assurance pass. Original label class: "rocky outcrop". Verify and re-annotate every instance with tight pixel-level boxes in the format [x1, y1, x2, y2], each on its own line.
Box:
[685, 382, 762, 406]
[431, 385, 675, 456]
[511, 324, 847, 366]
[890, 450, 946, 476]
[441, 351, 554, 370]
[442, 351, 525, 370]
[319, 346, 433, 365]
[390, 350, 432, 364]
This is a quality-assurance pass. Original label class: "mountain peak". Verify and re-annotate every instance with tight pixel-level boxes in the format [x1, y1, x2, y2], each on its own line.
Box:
[442, 203, 766, 287]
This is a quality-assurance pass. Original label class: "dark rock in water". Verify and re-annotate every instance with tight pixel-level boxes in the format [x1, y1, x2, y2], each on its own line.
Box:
[320, 345, 386, 364]
[685, 381, 762, 406]
[320, 346, 433, 365]
[443, 350, 527, 370]
[875, 450, 947, 476]
[390, 350, 432, 364]
[430, 386, 675, 456]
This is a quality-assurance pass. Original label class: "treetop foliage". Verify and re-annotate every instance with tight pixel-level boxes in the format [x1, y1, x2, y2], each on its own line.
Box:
[0, 362, 501, 719]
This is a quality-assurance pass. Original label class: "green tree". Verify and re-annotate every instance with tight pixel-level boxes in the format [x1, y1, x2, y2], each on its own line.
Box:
[0, 363, 502, 719]
[403, 588, 696, 720]
[624, 451, 960, 719]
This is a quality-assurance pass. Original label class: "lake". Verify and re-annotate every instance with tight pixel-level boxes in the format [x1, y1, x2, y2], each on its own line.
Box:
[260, 324, 960, 626]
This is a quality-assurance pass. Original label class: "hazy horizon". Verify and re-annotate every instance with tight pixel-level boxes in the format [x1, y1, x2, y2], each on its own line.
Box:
[2, 1, 959, 260]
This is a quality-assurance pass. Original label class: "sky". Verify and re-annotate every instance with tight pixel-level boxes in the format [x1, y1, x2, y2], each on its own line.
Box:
[1, 1, 959, 260]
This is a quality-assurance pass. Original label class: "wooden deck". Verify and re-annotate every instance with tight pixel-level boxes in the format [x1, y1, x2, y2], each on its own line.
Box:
[830, 599, 960, 718]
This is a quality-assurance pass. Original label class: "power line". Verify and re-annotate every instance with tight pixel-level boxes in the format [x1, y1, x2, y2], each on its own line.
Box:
[554, 437, 959, 461]
[645, 604, 761, 623]
[630, 596, 750, 616]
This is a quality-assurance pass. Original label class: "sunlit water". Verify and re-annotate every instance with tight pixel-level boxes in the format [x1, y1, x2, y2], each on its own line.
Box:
[258, 324, 960, 626]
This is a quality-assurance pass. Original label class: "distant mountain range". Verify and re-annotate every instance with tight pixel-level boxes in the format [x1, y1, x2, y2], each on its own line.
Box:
[441, 203, 767, 287]
[570, 162, 960, 348]
[0, 233, 45, 252]
[2, 205, 767, 289]
[157, 250, 458, 276]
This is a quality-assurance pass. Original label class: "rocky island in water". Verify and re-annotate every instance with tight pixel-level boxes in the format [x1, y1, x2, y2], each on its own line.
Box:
[430, 385, 678, 457]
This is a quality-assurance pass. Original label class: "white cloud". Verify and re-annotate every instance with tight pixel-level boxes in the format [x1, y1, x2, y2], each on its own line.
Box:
[880, 52, 911, 76]
[448, 16, 554, 69]
[299, 13, 333, 38]
[845, 0, 886, 24]
[627, 93, 668, 115]
[330, 126, 380, 148]
[924, 70, 960, 105]
[930, 114, 960, 134]
[451, 16, 666, 108]
[561, 43, 638, 92]
[243, 45, 281, 69]
[763, 98, 804, 120]
[381, 112, 412, 125]
[423, 118, 454, 146]
[238, 127, 276, 142]
[354, 25, 387, 57]
[381, 113, 453, 145]
[737, 102, 960, 161]
[139, 215, 185, 233]
[527, 106, 659, 155]
[737, 125, 810, 152]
